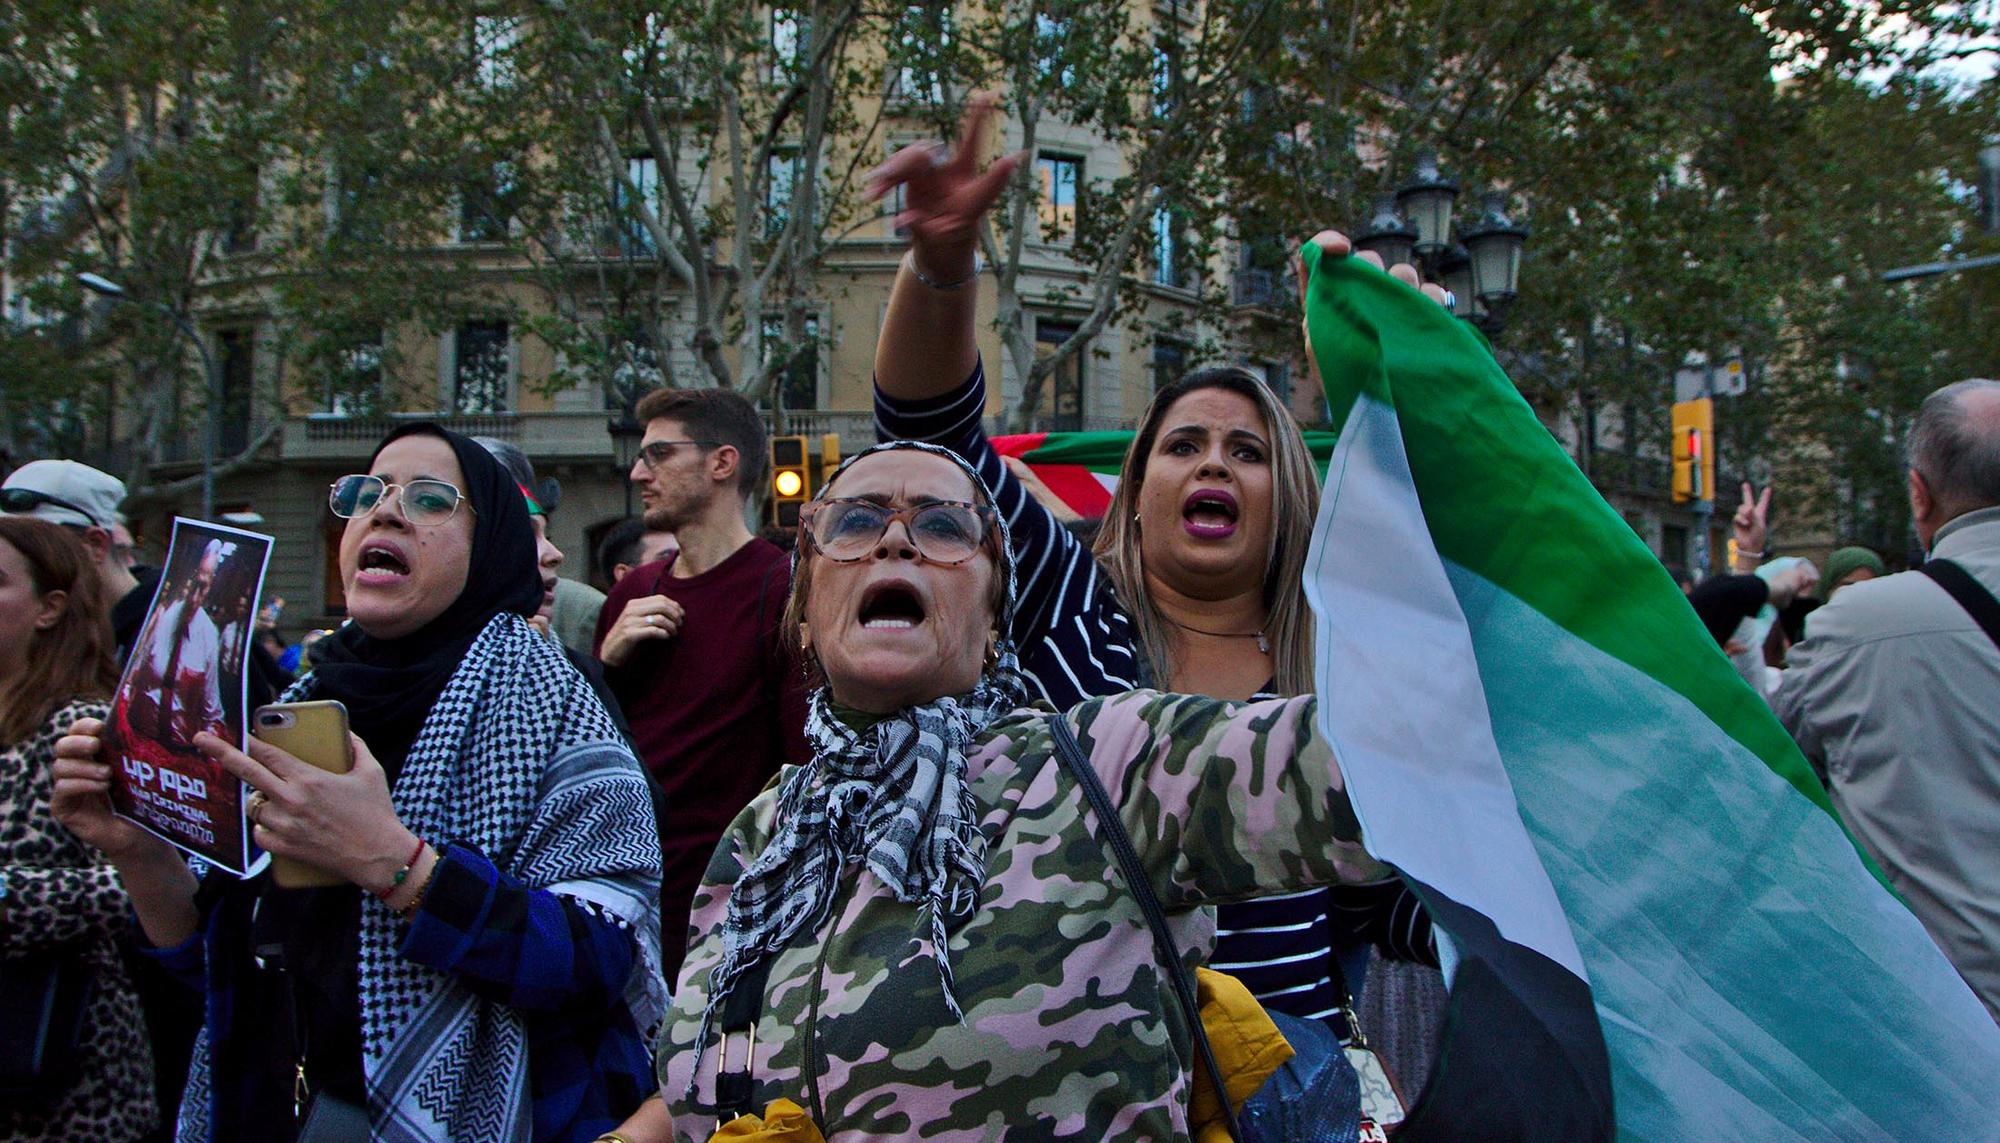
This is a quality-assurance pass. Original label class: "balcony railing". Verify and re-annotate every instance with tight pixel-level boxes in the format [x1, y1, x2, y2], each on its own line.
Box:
[280, 411, 616, 463]
[1232, 267, 1294, 310]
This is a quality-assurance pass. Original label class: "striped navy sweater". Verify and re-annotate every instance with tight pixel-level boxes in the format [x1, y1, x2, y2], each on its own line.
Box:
[876, 363, 1436, 1024]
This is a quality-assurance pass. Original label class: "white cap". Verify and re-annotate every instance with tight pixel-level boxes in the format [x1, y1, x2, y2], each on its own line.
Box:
[0, 459, 127, 529]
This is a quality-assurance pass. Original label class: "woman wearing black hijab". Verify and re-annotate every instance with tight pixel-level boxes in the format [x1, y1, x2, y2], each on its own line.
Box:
[51, 424, 664, 1143]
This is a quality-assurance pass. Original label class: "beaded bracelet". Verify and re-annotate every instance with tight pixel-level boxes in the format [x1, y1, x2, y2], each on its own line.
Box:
[371, 836, 428, 904]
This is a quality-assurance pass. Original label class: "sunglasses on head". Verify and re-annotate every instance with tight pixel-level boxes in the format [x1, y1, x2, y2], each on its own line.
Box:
[0, 486, 102, 527]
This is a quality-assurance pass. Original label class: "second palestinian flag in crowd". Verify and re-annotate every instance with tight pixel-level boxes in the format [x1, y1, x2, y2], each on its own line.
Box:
[1298, 242, 2000, 1137]
[991, 429, 1343, 518]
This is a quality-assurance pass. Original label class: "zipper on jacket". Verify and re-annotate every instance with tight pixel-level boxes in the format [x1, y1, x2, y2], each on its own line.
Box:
[803, 876, 846, 1129]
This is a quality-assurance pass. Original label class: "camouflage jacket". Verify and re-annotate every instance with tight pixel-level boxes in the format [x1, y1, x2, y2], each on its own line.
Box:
[657, 691, 1387, 1141]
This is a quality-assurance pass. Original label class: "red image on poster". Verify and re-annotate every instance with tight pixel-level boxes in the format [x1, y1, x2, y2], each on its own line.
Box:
[104, 518, 273, 874]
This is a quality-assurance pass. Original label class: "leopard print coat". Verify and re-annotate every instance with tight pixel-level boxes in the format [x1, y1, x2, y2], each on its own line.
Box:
[1, 698, 156, 1143]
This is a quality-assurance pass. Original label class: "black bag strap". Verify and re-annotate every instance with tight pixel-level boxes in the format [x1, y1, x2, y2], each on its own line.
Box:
[1921, 559, 2000, 652]
[1046, 714, 1241, 1142]
[711, 956, 776, 1121]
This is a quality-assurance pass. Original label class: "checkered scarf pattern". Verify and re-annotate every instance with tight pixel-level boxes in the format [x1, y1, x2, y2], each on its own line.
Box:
[181, 612, 663, 1142]
[689, 440, 1026, 1090]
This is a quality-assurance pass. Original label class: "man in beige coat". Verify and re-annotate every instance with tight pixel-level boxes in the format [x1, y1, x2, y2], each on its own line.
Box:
[1777, 378, 2000, 1021]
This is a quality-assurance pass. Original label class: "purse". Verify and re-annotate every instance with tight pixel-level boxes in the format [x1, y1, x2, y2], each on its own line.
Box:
[1045, 715, 1243, 1142]
[0, 949, 97, 1098]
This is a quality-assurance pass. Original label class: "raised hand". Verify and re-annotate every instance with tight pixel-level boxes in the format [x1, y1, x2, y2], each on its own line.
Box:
[1733, 483, 1772, 563]
[865, 93, 1022, 280]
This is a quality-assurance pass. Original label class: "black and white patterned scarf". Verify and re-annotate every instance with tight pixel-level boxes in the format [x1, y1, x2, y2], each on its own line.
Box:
[179, 613, 664, 1143]
[690, 441, 1026, 1086]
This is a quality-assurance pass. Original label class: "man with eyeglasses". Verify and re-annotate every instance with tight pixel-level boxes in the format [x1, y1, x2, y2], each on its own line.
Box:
[592, 387, 810, 979]
[2, 459, 142, 638]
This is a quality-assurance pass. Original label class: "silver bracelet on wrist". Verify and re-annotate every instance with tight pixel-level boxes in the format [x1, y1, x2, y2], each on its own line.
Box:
[905, 249, 982, 291]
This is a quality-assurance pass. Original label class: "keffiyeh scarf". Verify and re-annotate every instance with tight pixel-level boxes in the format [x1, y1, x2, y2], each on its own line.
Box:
[179, 613, 664, 1143]
[690, 440, 1027, 1089]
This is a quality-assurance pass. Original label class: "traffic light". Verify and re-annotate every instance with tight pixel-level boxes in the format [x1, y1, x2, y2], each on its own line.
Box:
[1670, 398, 1714, 504]
[770, 435, 810, 528]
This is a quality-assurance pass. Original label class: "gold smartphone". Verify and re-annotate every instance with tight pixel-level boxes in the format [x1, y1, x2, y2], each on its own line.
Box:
[251, 700, 354, 888]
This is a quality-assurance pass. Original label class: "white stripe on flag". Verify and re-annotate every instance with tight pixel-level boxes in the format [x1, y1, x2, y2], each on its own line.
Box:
[1305, 392, 1586, 978]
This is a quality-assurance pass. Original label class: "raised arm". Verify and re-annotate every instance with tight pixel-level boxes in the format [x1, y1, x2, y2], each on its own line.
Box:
[868, 93, 1018, 404]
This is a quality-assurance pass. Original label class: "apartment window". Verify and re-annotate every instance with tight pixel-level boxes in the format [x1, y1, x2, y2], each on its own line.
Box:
[610, 333, 664, 408]
[761, 313, 821, 413]
[1151, 207, 1187, 288]
[473, 15, 524, 88]
[766, 149, 801, 237]
[330, 162, 383, 243]
[1151, 338, 1187, 392]
[1035, 319, 1084, 432]
[1036, 154, 1081, 244]
[458, 162, 515, 243]
[224, 164, 259, 253]
[216, 327, 256, 454]
[323, 332, 384, 416]
[1150, 45, 1177, 117]
[1662, 524, 1690, 575]
[453, 320, 511, 414]
[770, 9, 806, 85]
[613, 155, 663, 255]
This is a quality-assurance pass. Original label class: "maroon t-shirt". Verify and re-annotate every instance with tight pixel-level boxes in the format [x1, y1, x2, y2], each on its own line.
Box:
[593, 538, 809, 977]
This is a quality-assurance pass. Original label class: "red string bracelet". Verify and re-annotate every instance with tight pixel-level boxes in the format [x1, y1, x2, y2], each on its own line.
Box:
[371, 837, 428, 903]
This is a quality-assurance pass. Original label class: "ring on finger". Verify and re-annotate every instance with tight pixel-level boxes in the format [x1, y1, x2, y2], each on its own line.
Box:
[246, 790, 268, 825]
[1440, 290, 1458, 310]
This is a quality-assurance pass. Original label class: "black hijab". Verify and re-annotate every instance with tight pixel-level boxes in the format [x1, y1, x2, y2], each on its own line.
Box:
[309, 423, 542, 770]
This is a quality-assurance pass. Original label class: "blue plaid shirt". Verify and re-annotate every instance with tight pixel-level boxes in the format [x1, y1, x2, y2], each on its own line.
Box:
[150, 845, 653, 1142]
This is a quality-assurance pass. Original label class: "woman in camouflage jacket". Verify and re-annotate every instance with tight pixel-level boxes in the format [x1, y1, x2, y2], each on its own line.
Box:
[630, 441, 1390, 1141]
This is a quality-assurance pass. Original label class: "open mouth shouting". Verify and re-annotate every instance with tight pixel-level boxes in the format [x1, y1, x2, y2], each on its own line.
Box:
[1182, 489, 1240, 540]
[858, 580, 928, 631]
[355, 539, 413, 586]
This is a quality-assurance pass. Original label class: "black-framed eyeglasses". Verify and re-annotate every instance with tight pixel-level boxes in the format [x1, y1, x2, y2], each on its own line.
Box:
[0, 486, 102, 527]
[637, 439, 719, 468]
[328, 475, 474, 527]
[801, 498, 997, 565]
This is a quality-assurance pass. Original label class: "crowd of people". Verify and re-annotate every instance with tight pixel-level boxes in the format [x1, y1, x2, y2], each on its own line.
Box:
[3, 98, 1998, 1143]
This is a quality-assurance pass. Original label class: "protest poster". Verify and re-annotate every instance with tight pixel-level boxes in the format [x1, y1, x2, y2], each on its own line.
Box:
[104, 518, 273, 874]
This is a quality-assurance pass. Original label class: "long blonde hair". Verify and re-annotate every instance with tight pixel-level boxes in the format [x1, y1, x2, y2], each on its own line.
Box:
[1091, 367, 1321, 696]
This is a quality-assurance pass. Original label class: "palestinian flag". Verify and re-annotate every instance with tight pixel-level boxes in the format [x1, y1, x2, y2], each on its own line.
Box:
[990, 430, 1344, 518]
[1298, 243, 2000, 1138]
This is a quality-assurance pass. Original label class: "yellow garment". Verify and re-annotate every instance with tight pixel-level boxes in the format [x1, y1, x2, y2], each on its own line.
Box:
[710, 1098, 826, 1142]
[1189, 967, 1295, 1143]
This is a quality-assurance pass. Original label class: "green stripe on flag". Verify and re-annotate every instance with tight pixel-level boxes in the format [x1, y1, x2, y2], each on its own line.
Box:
[1300, 243, 1862, 851]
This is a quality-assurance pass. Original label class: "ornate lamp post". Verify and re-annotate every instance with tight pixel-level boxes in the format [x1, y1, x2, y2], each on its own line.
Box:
[1355, 153, 1529, 338]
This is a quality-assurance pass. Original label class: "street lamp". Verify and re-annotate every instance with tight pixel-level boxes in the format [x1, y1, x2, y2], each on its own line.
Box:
[1462, 190, 1529, 319]
[1394, 148, 1459, 259]
[78, 272, 223, 521]
[1356, 154, 1530, 337]
[1353, 195, 1418, 270]
[607, 408, 643, 518]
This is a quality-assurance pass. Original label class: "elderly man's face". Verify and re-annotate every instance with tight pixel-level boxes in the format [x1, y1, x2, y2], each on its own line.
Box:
[190, 553, 218, 607]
